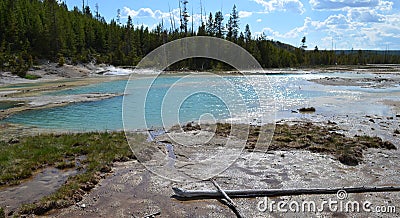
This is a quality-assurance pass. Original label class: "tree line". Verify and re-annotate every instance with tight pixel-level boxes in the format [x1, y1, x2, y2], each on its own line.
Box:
[0, 0, 399, 77]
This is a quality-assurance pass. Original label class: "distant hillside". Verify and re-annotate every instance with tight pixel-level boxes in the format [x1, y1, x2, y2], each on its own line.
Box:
[335, 50, 400, 55]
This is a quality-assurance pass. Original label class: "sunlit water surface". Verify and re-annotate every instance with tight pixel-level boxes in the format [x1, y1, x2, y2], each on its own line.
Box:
[2, 72, 399, 131]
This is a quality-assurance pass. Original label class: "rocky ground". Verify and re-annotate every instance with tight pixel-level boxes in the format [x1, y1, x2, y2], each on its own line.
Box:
[50, 124, 400, 217]
[50, 154, 400, 217]
[0, 62, 118, 85]
[312, 64, 400, 74]
[310, 76, 400, 88]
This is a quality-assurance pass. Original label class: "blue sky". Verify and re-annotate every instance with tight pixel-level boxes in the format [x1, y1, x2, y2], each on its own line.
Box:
[65, 0, 400, 50]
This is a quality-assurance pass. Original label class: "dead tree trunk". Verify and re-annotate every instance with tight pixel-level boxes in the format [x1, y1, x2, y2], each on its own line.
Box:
[173, 186, 400, 199]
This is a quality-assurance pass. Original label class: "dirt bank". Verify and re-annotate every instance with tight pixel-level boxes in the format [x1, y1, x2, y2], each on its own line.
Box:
[0, 93, 121, 120]
[0, 63, 129, 120]
[309, 64, 400, 74]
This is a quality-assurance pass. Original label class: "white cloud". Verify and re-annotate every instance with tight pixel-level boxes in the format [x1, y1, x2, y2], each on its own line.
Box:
[369, 14, 400, 39]
[348, 9, 385, 22]
[121, 2, 400, 49]
[258, 17, 310, 39]
[309, 0, 393, 11]
[122, 7, 207, 30]
[123, 7, 165, 19]
[259, 9, 400, 49]
[324, 14, 351, 28]
[386, 13, 400, 24]
[122, 7, 190, 25]
[376, 0, 393, 10]
[253, 0, 306, 14]
[239, 11, 253, 18]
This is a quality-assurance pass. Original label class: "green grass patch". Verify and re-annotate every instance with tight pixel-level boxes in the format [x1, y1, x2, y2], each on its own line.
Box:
[0, 207, 5, 218]
[24, 74, 42, 80]
[0, 131, 144, 215]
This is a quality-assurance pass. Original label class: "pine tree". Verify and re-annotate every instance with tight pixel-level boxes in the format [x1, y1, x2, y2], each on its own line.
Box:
[231, 5, 239, 41]
[244, 24, 251, 43]
[301, 36, 306, 49]
[84, 5, 92, 17]
[206, 12, 214, 36]
[226, 5, 239, 42]
[180, 0, 189, 35]
[214, 11, 224, 38]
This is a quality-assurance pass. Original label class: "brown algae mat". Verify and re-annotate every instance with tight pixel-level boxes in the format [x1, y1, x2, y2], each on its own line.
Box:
[181, 122, 396, 166]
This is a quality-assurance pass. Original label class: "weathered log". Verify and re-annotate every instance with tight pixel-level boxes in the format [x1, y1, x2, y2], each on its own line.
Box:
[211, 179, 243, 218]
[172, 186, 400, 199]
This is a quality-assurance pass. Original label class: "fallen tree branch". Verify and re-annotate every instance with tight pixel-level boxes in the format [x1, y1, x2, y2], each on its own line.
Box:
[143, 211, 161, 218]
[172, 186, 400, 199]
[211, 179, 244, 218]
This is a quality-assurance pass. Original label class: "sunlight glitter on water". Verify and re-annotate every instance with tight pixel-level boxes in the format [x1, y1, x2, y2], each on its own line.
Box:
[2, 72, 398, 131]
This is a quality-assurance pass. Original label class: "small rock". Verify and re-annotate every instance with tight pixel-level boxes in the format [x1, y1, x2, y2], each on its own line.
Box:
[327, 120, 337, 125]
[8, 138, 19, 144]
[7, 210, 14, 216]
[338, 154, 360, 166]
[72, 142, 83, 147]
[382, 141, 396, 150]
[299, 107, 316, 113]
[80, 204, 86, 208]
[100, 165, 112, 173]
